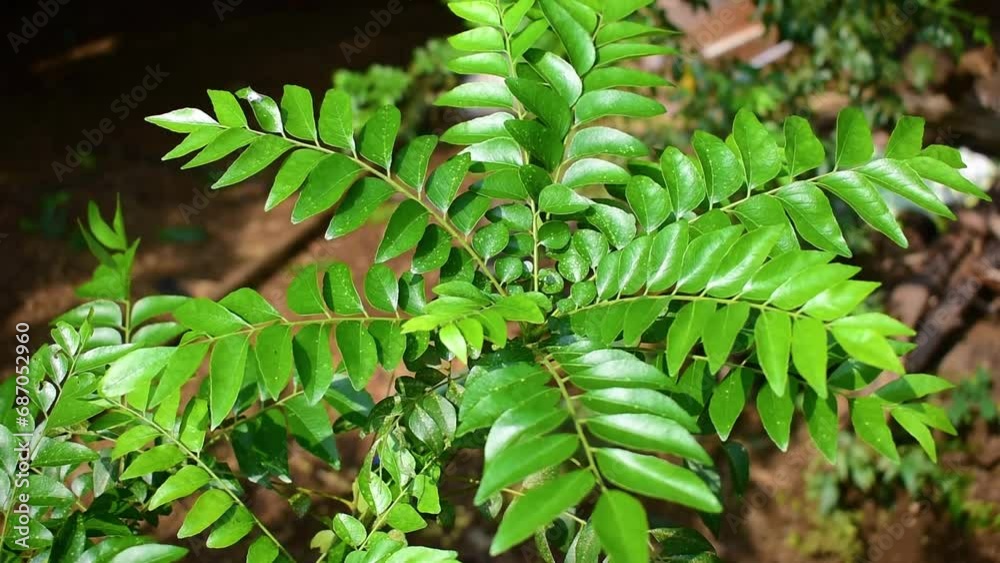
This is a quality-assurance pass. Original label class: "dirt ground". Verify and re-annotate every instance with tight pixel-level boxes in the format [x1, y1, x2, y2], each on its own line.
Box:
[2, 2, 1000, 562]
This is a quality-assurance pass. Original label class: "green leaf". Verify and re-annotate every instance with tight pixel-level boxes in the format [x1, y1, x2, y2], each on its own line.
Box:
[597, 43, 675, 66]
[575, 90, 664, 125]
[818, 171, 906, 247]
[666, 300, 714, 376]
[564, 349, 669, 390]
[659, 148, 706, 216]
[733, 109, 781, 189]
[563, 158, 630, 189]
[323, 262, 364, 315]
[447, 52, 510, 76]
[439, 323, 468, 364]
[693, 131, 744, 203]
[708, 368, 753, 440]
[291, 153, 364, 223]
[256, 325, 293, 399]
[101, 347, 175, 397]
[293, 324, 334, 404]
[359, 105, 401, 170]
[247, 537, 280, 563]
[757, 381, 795, 451]
[908, 156, 990, 199]
[884, 116, 924, 160]
[677, 225, 743, 294]
[581, 387, 697, 432]
[34, 440, 98, 467]
[851, 397, 899, 462]
[107, 545, 188, 563]
[645, 222, 688, 292]
[539, 0, 596, 74]
[891, 408, 936, 462]
[596, 448, 721, 513]
[111, 426, 159, 460]
[783, 116, 825, 177]
[830, 327, 903, 373]
[491, 470, 596, 555]
[121, 445, 185, 480]
[459, 363, 549, 434]
[504, 120, 564, 171]
[319, 89, 355, 152]
[874, 374, 954, 403]
[506, 78, 572, 136]
[801, 280, 878, 321]
[602, 0, 653, 21]
[266, 150, 327, 211]
[287, 264, 326, 315]
[177, 489, 233, 538]
[473, 222, 510, 260]
[212, 135, 293, 189]
[394, 135, 438, 190]
[285, 395, 340, 468]
[449, 26, 505, 52]
[364, 265, 399, 313]
[702, 303, 751, 374]
[587, 413, 710, 463]
[281, 84, 317, 142]
[333, 513, 367, 547]
[524, 49, 583, 105]
[236, 87, 282, 133]
[218, 288, 281, 323]
[769, 262, 858, 309]
[511, 20, 550, 59]
[754, 311, 792, 396]
[442, 113, 514, 145]
[206, 506, 255, 548]
[707, 226, 780, 297]
[791, 316, 828, 397]
[592, 490, 649, 563]
[539, 184, 592, 214]
[174, 298, 249, 336]
[326, 177, 394, 240]
[474, 434, 579, 504]
[586, 204, 637, 249]
[834, 107, 874, 169]
[427, 153, 473, 211]
[209, 334, 249, 428]
[803, 390, 838, 463]
[149, 465, 211, 510]
[436, 82, 515, 110]
[859, 159, 953, 219]
[337, 321, 378, 390]
[568, 127, 647, 160]
[450, 192, 492, 234]
[180, 128, 256, 170]
[584, 67, 669, 91]
[485, 392, 568, 461]
[147, 108, 218, 132]
[626, 175, 670, 231]
[448, 0, 501, 26]
[376, 200, 429, 263]
[775, 181, 851, 256]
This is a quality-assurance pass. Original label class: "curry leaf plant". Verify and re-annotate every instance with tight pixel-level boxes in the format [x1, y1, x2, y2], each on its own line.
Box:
[2, 1, 987, 562]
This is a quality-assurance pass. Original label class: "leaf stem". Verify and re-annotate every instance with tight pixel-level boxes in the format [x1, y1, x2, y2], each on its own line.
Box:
[113, 400, 295, 562]
[243, 128, 507, 295]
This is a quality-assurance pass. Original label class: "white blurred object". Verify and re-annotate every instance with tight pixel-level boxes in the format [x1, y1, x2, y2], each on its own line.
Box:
[885, 148, 997, 215]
